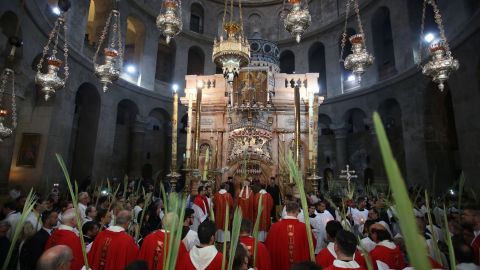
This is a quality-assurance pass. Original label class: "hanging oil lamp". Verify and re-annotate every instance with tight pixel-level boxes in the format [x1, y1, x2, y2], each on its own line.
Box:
[0, 68, 17, 142]
[340, 0, 373, 83]
[93, 8, 123, 92]
[419, 0, 459, 91]
[283, 0, 311, 43]
[156, 0, 183, 44]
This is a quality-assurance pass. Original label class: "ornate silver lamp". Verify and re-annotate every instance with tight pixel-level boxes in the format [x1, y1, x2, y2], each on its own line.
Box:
[283, 0, 311, 43]
[93, 8, 123, 92]
[340, 0, 373, 83]
[156, 0, 183, 44]
[419, 0, 459, 91]
[0, 68, 17, 142]
[212, 0, 250, 84]
[35, 12, 69, 101]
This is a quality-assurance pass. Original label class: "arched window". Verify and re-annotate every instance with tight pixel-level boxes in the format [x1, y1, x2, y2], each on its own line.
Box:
[124, 16, 145, 78]
[187, 46, 205, 75]
[280, 50, 295, 74]
[0, 11, 20, 60]
[155, 39, 175, 83]
[308, 42, 327, 95]
[372, 7, 396, 80]
[248, 13, 262, 38]
[190, 3, 204, 33]
[84, 0, 112, 47]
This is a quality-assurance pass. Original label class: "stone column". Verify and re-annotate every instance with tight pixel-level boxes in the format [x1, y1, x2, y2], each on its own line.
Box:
[139, 29, 159, 90]
[331, 125, 348, 172]
[324, 36, 342, 97]
[130, 116, 147, 177]
[66, 0, 89, 52]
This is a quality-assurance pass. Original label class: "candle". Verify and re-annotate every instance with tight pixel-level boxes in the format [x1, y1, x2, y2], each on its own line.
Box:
[203, 147, 210, 181]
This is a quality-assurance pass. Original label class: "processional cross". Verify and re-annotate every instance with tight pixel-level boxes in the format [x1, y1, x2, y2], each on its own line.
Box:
[339, 165, 358, 198]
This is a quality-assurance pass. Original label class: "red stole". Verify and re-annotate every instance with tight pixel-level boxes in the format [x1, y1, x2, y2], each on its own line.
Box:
[253, 191, 274, 231]
[87, 228, 139, 270]
[240, 235, 271, 270]
[213, 191, 233, 231]
[45, 229, 84, 270]
[194, 195, 208, 214]
[369, 242, 405, 270]
[138, 230, 188, 270]
[238, 189, 254, 222]
[265, 218, 314, 270]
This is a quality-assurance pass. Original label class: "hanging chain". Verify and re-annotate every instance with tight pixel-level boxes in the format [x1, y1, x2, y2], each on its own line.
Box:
[239, 0, 244, 37]
[353, 0, 366, 49]
[222, 0, 228, 33]
[230, 0, 234, 24]
[10, 70, 16, 128]
[0, 70, 6, 107]
[339, 0, 351, 62]
[36, 18, 61, 75]
[116, 12, 124, 67]
[62, 15, 69, 81]
[418, 0, 428, 66]
[93, 10, 113, 65]
[429, 0, 451, 56]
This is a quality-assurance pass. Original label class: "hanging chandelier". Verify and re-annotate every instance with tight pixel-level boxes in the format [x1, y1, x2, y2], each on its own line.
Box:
[0, 68, 17, 142]
[419, 0, 459, 91]
[93, 8, 123, 92]
[340, 0, 373, 83]
[35, 3, 70, 101]
[283, 0, 311, 43]
[156, 0, 183, 44]
[212, 0, 250, 84]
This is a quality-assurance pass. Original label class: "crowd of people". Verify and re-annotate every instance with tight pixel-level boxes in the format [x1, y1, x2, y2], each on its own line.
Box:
[0, 177, 479, 270]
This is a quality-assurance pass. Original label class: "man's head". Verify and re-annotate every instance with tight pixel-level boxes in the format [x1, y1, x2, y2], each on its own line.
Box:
[240, 219, 252, 236]
[316, 201, 326, 213]
[96, 208, 112, 225]
[219, 183, 227, 190]
[198, 186, 205, 196]
[136, 197, 145, 207]
[82, 221, 99, 239]
[206, 186, 213, 197]
[357, 197, 366, 209]
[115, 210, 132, 229]
[462, 205, 480, 229]
[370, 223, 391, 243]
[334, 230, 357, 259]
[308, 204, 316, 216]
[78, 192, 90, 205]
[198, 220, 216, 245]
[61, 208, 77, 227]
[368, 208, 379, 221]
[41, 210, 59, 229]
[326, 220, 343, 242]
[184, 208, 194, 226]
[285, 201, 300, 217]
[37, 245, 73, 270]
[86, 206, 97, 219]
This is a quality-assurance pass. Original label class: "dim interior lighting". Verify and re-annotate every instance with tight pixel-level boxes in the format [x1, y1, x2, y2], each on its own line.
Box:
[126, 64, 137, 74]
[347, 74, 356, 82]
[172, 84, 179, 92]
[101, 189, 109, 196]
[51, 6, 61, 15]
[424, 33, 435, 43]
[448, 189, 455, 196]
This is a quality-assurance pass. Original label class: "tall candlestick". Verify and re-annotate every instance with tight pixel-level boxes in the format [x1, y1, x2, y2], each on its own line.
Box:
[171, 89, 179, 172]
[308, 88, 314, 171]
[203, 147, 210, 181]
[294, 83, 301, 168]
[186, 89, 193, 168]
[194, 86, 203, 169]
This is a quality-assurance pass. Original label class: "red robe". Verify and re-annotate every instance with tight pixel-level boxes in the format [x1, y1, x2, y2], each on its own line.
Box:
[265, 217, 316, 270]
[472, 234, 480, 265]
[369, 242, 405, 270]
[429, 257, 444, 269]
[315, 243, 367, 269]
[240, 235, 271, 270]
[253, 191, 274, 231]
[138, 230, 189, 270]
[45, 228, 84, 270]
[194, 195, 208, 215]
[238, 187, 254, 222]
[213, 190, 233, 230]
[180, 246, 224, 270]
[87, 227, 139, 270]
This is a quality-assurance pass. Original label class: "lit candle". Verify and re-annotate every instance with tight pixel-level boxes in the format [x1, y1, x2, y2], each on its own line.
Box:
[203, 147, 210, 181]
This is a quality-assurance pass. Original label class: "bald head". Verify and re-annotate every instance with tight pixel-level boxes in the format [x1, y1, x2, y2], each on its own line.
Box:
[37, 245, 72, 270]
[115, 210, 132, 228]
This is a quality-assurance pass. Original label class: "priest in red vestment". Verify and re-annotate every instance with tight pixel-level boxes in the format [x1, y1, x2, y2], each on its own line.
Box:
[139, 213, 189, 269]
[213, 183, 233, 243]
[253, 185, 274, 242]
[369, 223, 405, 270]
[192, 186, 209, 231]
[88, 210, 139, 270]
[181, 220, 224, 270]
[44, 208, 84, 270]
[316, 220, 366, 269]
[239, 219, 271, 270]
[323, 230, 366, 270]
[265, 201, 315, 270]
[238, 181, 255, 222]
